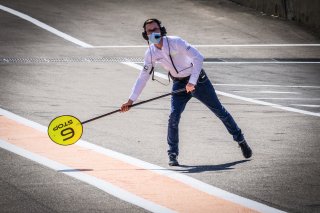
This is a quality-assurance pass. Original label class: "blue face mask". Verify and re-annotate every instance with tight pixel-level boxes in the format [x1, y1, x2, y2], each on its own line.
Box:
[148, 32, 161, 44]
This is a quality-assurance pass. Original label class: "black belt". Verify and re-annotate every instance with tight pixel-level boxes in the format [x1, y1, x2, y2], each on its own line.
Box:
[171, 75, 190, 82]
[170, 69, 205, 82]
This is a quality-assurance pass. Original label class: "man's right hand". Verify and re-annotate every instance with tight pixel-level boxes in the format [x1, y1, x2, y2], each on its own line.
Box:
[120, 100, 133, 112]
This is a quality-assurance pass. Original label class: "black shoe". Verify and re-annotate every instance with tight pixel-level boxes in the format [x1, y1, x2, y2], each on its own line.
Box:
[168, 154, 179, 166]
[239, 140, 252, 159]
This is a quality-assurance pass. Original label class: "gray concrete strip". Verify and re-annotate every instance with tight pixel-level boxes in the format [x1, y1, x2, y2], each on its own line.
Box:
[1, 57, 319, 64]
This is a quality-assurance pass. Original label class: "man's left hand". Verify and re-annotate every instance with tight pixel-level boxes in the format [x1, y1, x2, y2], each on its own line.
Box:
[186, 83, 195, 93]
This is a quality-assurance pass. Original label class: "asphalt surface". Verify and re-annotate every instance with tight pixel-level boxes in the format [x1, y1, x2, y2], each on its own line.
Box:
[0, 0, 320, 212]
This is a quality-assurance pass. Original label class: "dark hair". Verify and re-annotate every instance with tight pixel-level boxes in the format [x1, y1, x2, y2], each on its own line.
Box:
[142, 18, 167, 40]
[143, 18, 162, 31]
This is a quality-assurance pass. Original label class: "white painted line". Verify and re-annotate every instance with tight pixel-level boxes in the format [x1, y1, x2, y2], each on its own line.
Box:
[1, 4, 318, 53]
[122, 62, 320, 117]
[0, 108, 285, 213]
[204, 62, 320, 64]
[0, 139, 174, 213]
[255, 98, 320, 100]
[89, 44, 320, 48]
[291, 104, 320, 108]
[195, 44, 320, 47]
[77, 140, 285, 213]
[121, 62, 168, 79]
[121, 62, 144, 71]
[214, 84, 320, 89]
[216, 92, 320, 117]
[0, 109, 47, 133]
[134, 61, 320, 64]
[233, 91, 300, 94]
[91, 45, 147, 48]
[0, 4, 92, 48]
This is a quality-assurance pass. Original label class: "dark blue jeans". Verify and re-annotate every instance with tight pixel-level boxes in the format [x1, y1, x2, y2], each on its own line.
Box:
[167, 71, 244, 156]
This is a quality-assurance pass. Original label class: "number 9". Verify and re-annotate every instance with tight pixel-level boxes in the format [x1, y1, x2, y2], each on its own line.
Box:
[61, 127, 75, 141]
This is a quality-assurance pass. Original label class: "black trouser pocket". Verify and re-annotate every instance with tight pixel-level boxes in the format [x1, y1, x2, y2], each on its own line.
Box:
[197, 69, 208, 83]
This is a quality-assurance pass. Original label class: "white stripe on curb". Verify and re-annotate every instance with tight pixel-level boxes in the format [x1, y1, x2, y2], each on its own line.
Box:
[0, 107, 286, 213]
[0, 139, 174, 213]
[89, 44, 320, 48]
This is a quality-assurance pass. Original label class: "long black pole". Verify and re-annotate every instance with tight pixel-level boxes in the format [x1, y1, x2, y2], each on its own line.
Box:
[81, 88, 186, 125]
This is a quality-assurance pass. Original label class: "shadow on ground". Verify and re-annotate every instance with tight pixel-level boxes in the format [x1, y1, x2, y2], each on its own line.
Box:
[171, 160, 250, 173]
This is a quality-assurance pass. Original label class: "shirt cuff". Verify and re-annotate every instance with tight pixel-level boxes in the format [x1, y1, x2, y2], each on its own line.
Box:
[129, 93, 138, 102]
[188, 77, 198, 85]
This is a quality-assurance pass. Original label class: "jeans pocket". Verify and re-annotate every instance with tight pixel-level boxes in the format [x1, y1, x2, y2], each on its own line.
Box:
[197, 72, 208, 84]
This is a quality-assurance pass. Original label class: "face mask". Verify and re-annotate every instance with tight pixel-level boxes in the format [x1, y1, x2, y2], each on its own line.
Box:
[148, 32, 161, 44]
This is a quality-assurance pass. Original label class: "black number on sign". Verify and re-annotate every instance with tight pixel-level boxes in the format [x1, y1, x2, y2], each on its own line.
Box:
[61, 127, 75, 141]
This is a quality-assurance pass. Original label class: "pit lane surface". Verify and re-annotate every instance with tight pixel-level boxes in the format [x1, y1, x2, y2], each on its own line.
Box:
[1, 0, 319, 212]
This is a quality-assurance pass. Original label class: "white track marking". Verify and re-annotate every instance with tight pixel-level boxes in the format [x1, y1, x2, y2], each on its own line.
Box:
[1, 4, 318, 68]
[0, 108, 285, 213]
[91, 45, 147, 48]
[291, 104, 320, 108]
[122, 62, 168, 79]
[232, 91, 300, 94]
[137, 61, 320, 64]
[123, 62, 320, 117]
[0, 139, 174, 213]
[0, 4, 92, 48]
[89, 44, 320, 48]
[216, 91, 320, 117]
[121, 62, 143, 70]
[203, 61, 320, 64]
[1, 4, 319, 55]
[255, 98, 320, 100]
[195, 44, 320, 47]
[76, 141, 285, 213]
[214, 84, 320, 89]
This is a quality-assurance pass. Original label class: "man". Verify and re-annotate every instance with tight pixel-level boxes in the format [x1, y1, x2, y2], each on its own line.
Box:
[121, 18, 252, 166]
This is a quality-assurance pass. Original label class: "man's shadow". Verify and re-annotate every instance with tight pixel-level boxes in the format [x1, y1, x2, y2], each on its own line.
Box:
[170, 160, 250, 173]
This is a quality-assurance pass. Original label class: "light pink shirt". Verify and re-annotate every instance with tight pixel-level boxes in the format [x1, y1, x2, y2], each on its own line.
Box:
[129, 36, 204, 102]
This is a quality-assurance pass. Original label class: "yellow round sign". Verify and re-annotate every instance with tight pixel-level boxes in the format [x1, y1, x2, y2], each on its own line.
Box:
[48, 115, 83, 146]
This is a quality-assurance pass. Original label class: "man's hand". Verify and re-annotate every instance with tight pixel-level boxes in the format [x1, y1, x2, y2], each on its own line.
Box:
[186, 83, 195, 93]
[120, 99, 133, 112]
